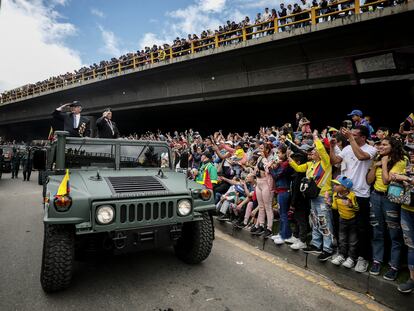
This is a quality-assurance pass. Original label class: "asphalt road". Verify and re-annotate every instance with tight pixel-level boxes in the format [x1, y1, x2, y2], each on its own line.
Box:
[0, 172, 389, 311]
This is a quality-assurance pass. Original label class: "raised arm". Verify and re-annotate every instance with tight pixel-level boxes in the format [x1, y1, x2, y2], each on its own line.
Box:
[329, 138, 343, 165]
[342, 128, 373, 161]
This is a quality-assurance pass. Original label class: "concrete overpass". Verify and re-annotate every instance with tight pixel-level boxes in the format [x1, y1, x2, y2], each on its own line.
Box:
[1, 3, 414, 139]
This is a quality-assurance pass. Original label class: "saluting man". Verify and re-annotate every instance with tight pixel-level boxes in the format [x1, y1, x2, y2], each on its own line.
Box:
[52, 101, 90, 137]
[96, 108, 119, 138]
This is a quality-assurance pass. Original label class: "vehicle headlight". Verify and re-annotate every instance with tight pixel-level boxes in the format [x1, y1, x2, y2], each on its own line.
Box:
[177, 199, 192, 216]
[200, 189, 212, 201]
[53, 195, 72, 212]
[96, 205, 115, 224]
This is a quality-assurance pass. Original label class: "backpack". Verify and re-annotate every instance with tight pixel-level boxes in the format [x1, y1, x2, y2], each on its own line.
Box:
[299, 177, 320, 199]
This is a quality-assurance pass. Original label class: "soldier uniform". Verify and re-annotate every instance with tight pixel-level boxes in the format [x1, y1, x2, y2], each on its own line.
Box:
[22, 148, 33, 181]
[11, 148, 21, 179]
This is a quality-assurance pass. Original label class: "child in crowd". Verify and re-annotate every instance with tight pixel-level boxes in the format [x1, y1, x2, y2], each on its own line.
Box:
[330, 176, 359, 268]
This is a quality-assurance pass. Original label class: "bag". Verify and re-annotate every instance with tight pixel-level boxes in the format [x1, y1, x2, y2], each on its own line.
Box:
[299, 177, 320, 199]
[387, 182, 411, 205]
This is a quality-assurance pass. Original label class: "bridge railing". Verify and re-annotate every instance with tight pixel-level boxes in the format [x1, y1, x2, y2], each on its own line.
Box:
[0, 0, 406, 104]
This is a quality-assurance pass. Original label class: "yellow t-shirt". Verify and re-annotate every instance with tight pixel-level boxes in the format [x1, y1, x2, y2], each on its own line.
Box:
[235, 149, 245, 160]
[332, 191, 359, 220]
[374, 160, 406, 192]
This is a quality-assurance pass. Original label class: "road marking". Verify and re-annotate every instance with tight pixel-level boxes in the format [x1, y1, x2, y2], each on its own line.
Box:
[216, 231, 386, 311]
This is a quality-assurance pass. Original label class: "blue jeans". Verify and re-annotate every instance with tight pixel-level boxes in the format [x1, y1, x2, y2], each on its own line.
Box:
[401, 208, 414, 271]
[310, 195, 334, 253]
[370, 191, 403, 269]
[278, 191, 292, 239]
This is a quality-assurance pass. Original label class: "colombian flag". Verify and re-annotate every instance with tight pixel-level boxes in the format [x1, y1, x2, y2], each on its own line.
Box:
[56, 169, 70, 196]
[406, 113, 414, 126]
[203, 169, 213, 190]
[48, 126, 54, 141]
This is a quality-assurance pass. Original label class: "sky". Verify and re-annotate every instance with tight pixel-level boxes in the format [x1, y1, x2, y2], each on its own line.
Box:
[0, 0, 286, 93]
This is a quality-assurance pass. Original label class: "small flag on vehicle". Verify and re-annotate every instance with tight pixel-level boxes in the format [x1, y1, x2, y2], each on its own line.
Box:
[56, 169, 70, 196]
[48, 126, 54, 141]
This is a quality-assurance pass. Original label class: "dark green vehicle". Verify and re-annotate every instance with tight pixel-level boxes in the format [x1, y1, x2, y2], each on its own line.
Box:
[34, 131, 215, 292]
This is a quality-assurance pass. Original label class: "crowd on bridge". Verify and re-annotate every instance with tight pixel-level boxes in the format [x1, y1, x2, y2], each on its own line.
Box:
[0, 0, 408, 103]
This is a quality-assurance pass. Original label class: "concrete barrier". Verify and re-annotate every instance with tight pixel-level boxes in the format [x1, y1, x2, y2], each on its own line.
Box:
[214, 218, 414, 311]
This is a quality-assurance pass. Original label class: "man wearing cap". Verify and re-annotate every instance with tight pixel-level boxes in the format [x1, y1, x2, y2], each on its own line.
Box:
[52, 101, 90, 137]
[195, 151, 218, 190]
[347, 110, 371, 134]
[96, 108, 119, 139]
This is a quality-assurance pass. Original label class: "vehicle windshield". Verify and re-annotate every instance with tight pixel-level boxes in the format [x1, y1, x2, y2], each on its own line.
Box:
[120, 145, 170, 168]
[65, 143, 115, 168]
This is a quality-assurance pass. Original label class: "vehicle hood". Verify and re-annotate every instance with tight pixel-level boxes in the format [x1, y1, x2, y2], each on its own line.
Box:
[47, 169, 196, 200]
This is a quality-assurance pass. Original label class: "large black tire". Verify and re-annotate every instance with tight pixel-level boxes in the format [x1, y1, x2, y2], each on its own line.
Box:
[40, 224, 75, 293]
[175, 212, 214, 264]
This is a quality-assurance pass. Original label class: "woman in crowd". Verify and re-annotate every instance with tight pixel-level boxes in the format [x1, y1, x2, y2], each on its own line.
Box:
[270, 144, 295, 245]
[289, 130, 334, 261]
[366, 137, 406, 281]
[289, 152, 311, 250]
[390, 146, 414, 293]
[250, 142, 275, 238]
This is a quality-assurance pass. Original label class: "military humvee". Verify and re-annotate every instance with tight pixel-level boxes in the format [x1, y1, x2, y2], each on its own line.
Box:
[34, 131, 215, 292]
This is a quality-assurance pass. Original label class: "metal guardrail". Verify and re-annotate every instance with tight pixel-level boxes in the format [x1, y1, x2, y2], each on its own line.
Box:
[0, 0, 407, 104]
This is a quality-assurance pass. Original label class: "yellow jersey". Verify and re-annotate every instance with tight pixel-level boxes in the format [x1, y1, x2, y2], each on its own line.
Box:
[374, 160, 406, 192]
[332, 191, 359, 220]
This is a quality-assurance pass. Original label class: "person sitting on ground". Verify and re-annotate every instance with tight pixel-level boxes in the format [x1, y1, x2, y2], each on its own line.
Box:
[216, 176, 242, 221]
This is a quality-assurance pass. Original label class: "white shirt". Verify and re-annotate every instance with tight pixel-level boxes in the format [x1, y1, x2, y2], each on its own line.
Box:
[262, 11, 272, 22]
[106, 118, 114, 135]
[338, 144, 377, 198]
[73, 114, 80, 128]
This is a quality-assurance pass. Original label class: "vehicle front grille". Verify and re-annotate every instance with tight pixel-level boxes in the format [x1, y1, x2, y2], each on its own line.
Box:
[106, 176, 166, 193]
[118, 201, 175, 224]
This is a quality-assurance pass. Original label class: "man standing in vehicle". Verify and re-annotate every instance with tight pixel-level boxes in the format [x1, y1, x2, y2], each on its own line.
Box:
[96, 108, 119, 138]
[52, 101, 90, 137]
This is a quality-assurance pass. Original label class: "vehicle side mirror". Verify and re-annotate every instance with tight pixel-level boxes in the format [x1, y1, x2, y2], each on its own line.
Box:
[33, 149, 46, 171]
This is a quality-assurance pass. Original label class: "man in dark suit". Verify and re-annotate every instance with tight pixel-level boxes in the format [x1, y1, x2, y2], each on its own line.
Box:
[52, 101, 90, 137]
[96, 108, 119, 138]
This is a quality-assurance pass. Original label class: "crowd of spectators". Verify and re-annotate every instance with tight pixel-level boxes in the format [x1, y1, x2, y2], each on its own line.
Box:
[0, 0, 408, 103]
[118, 110, 414, 293]
[1, 109, 414, 293]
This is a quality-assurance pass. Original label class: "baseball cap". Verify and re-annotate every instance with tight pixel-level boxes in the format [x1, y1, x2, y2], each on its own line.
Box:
[328, 127, 339, 133]
[347, 109, 363, 117]
[224, 140, 233, 146]
[332, 175, 353, 189]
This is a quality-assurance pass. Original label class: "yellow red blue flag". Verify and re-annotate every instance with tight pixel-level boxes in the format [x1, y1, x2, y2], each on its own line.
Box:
[56, 169, 70, 196]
